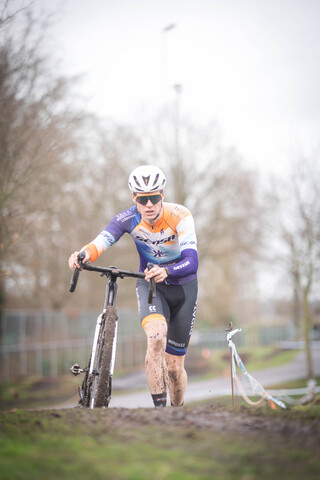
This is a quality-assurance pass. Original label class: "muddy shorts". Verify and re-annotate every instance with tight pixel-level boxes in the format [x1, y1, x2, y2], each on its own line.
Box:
[136, 278, 198, 356]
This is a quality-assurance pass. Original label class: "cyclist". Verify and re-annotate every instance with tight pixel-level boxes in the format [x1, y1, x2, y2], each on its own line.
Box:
[68, 165, 198, 407]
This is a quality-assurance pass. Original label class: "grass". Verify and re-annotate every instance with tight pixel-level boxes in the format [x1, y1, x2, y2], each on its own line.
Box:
[189, 345, 300, 381]
[1, 341, 317, 478]
[0, 400, 320, 480]
[190, 375, 320, 410]
[0, 375, 80, 411]
[0, 371, 320, 480]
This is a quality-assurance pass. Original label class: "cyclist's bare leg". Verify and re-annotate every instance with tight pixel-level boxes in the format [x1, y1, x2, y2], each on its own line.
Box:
[165, 352, 187, 407]
[143, 318, 168, 406]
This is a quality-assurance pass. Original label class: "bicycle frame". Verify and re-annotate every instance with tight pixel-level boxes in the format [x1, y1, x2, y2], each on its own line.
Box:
[69, 257, 155, 408]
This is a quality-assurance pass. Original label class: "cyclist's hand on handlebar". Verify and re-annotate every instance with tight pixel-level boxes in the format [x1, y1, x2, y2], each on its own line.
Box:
[68, 250, 90, 271]
[144, 265, 168, 283]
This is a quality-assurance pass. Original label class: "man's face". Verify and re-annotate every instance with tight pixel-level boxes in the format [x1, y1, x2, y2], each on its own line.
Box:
[132, 191, 164, 224]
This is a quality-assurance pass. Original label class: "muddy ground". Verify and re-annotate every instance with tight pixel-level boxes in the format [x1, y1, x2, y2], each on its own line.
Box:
[2, 400, 320, 479]
[2, 374, 320, 444]
[30, 399, 320, 446]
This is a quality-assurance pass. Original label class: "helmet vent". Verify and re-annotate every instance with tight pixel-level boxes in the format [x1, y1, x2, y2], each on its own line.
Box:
[152, 174, 159, 187]
[133, 176, 141, 188]
[142, 175, 150, 186]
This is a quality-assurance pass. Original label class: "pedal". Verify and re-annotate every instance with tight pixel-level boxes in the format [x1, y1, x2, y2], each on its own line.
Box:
[70, 363, 84, 376]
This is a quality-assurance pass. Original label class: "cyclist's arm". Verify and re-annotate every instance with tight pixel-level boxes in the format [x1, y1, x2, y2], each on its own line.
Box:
[82, 225, 120, 262]
[80, 208, 135, 262]
[165, 211, 198, 279]
[165, 249, 198, 278]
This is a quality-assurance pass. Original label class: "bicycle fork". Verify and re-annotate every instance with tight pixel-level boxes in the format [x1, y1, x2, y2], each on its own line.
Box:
[105, 273, 119, 378]
[89, 313, 104, 375]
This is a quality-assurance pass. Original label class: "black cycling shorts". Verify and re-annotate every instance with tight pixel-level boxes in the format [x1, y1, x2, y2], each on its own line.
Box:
[136, 278, 198, 356]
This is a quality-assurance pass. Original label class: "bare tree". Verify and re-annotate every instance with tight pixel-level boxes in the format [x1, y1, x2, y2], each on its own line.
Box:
[0, 2, 101, 309]
[268, 153, 320, 378]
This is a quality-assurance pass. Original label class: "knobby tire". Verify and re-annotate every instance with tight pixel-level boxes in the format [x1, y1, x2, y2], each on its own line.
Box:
[79, 360, 91, 407]
[78, 307, 117, 408]
[94, 306, 118, 407]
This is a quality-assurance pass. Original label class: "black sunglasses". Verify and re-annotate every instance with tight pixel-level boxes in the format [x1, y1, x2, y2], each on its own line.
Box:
[135, 194, 163, 205]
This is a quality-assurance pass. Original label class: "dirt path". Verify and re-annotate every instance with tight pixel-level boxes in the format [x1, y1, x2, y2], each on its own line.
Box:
[2, 402, 320, 480]
[59, 344, 320, 409]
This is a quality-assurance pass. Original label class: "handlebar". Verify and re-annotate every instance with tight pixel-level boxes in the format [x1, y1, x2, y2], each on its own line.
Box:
[69, 251, 86, 293]
[69, 254, 156, 304]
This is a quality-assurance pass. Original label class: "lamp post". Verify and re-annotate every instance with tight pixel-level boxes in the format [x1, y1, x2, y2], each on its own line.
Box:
[162, 24, 177, 102]
[173, 84, 184, 204]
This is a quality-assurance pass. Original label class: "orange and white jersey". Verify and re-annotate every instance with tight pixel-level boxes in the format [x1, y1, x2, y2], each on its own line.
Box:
[82, 202, 198, 285]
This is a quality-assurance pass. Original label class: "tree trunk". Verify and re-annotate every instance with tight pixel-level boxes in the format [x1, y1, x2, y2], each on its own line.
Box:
[302, 287, 314, 379]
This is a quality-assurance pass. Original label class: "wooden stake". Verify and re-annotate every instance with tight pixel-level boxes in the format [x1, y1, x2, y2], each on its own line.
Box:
[226, 322, 235, 409]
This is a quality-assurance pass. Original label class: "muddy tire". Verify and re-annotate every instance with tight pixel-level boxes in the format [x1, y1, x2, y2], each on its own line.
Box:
[94, 306, 118, 408]
[79, 361, 91, 407]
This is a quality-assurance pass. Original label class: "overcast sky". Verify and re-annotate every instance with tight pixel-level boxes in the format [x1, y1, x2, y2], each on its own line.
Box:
[38, 0, 320, 174]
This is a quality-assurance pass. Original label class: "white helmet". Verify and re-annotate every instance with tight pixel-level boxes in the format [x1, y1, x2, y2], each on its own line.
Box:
[128, 165, 166, 194]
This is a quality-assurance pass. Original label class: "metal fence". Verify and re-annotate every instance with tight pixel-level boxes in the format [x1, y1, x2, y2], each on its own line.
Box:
[0, 309, 146, 381]
[0, 309, 299, 381]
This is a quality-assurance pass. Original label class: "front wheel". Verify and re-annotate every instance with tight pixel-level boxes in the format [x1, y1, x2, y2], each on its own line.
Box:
[93, 306, 118, 408]
[78, 361, 91, 407]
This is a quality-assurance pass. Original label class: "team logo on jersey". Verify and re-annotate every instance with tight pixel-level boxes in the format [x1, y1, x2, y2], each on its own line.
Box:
[135, 234, 175, 246]
[151, 249, 167, 258]
[102, 231, 115, 244]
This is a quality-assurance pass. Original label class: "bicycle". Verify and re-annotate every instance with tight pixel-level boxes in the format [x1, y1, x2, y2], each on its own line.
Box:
[69, 251, 156, 408]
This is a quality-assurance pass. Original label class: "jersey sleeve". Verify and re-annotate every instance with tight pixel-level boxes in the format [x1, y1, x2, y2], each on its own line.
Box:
[81, 207, 137, 262]
[176, 212, 197, 252]
[166, 207, 198, 279]
[166, 248, 198, 278]
[82, 228, 118, 262]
